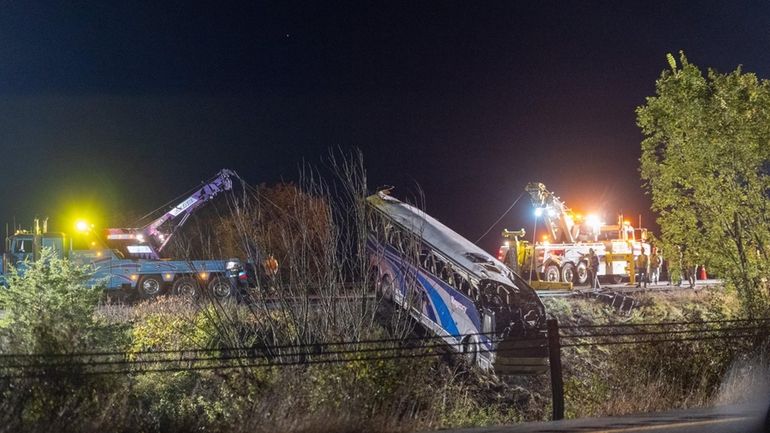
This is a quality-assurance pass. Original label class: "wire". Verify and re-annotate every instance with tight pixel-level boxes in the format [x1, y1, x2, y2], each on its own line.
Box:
[2, 325, 768, 378]
[4, 318, 768, 361]
[0, 340, 456, 370]
[134, 171, 231, 225]
[474, 191, 525, 243]
[560, 324, 770, 339]
[562, 331, 770, 348]
[558, 317, 770, 329]
[0, 344, 532, 380]
[0, 330, 532, 360]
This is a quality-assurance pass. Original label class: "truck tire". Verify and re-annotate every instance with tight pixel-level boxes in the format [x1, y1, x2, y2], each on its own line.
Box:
[561, 263, 575, 284]
[461, 335, 478, 365]
[575, 262, 589, 285]
[173, 276, 199, 298]
[209, 276, 235, 299]
[138, 275, 164, 298]
[544, 264, 560, 282]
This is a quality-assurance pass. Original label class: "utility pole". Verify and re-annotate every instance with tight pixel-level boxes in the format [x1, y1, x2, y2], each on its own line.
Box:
[547, 319, 564, 421]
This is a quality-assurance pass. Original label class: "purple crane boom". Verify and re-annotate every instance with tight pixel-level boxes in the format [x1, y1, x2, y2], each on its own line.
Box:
[105, 169, 235, 259]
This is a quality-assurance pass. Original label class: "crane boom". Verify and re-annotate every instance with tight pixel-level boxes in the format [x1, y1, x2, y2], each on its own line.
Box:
[105, 169, 236, 259]
[525, 182, 579, 243]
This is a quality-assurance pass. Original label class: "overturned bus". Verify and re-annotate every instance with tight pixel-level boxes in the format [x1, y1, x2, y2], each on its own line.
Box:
[366, 191, 549, 375]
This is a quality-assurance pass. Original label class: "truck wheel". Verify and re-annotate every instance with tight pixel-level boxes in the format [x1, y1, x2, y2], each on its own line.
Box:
[209, 276, 235, 299]
[138, 275, 164, 298]
[561, 263, 575, 284]
[544, 264, 560, 282]
[575, 262, 589, 285]
[173, 276, 199, 298]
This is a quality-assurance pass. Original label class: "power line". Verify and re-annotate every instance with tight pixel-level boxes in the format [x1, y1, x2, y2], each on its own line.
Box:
[3, 319, 768, 361]
[0, 344, 511, 380]
[560, 324, 770, 339]
[0, 330, 521, 360]
[475, 191, 526, 243]
[0, 327, 768, 371]
[0, 340, 456, 370]
[558, 317, 770, 329]
[562, 331, 770, 348]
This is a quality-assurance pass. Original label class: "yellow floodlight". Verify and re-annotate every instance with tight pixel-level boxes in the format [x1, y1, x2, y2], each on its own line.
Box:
[75, 220, 90, 232]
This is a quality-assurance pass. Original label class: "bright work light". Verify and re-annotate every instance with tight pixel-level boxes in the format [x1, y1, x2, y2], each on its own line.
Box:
[75, 220, 90, 232]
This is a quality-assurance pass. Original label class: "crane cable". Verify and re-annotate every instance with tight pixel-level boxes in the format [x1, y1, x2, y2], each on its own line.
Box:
[134, 172, 225, 225]
[474, 191, 525, 244]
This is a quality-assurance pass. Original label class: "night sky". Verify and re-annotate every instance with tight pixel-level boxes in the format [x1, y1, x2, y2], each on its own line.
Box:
[2, 1, 770, 252]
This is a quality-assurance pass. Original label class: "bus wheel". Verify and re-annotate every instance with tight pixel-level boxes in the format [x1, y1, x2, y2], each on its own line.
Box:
[575, 262, 589, 285]
[544, 264, 560, 282]
[561, 263, 575, 284]
[379, 274, 394, 300]
[461, 335, 478, 365]
[138, 275, 164, 298]
[209, 276, 234, 299]
[173, 277, 199, 298]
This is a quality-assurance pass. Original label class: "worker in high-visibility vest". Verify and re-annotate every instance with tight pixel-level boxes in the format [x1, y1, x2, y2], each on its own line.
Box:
[650, 249, 662, 285]
[636, 248, 649, 288]
[264, 255, 279, 276]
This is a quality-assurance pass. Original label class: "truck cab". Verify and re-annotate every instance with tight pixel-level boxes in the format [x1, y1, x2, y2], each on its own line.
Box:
[3, 231, 67, 276]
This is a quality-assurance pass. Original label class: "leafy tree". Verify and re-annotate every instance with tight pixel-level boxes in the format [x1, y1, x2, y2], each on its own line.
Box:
[637, 52, 770, 315]
[0, 249, 129, 429]
[0, 248, 114, 353]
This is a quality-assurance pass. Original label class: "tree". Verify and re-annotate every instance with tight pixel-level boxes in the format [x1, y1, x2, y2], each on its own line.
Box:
[0, 248, 129, 429]
[637, 52, 770, 315]
[0, 248, 111, 353]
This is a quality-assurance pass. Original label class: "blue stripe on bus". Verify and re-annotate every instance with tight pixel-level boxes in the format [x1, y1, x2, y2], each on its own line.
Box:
[416, 273, 459, 335]
[415, 272, 438, 323]
[380, 247, 462, 336]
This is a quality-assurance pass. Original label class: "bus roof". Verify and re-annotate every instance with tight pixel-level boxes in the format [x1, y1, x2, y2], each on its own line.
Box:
[367, 191, 514, 284]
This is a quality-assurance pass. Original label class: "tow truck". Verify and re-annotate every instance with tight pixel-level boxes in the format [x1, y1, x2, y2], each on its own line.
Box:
[498, 182, 650, 287]
[1, 169, 248, 299]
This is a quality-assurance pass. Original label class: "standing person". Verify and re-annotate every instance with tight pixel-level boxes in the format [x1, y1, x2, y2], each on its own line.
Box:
[587, 248, 601, 289]
[636, 247, 649, 288]
[685, 261, 696, 288]
[650, 249, 662, 285]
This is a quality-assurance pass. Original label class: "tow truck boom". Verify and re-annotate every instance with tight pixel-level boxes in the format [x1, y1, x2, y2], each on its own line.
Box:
[525, 182, 579, 243]
[105, 169, 235, 259]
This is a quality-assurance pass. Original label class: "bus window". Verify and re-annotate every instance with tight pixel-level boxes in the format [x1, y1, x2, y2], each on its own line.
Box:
[441, 262, 455, 286]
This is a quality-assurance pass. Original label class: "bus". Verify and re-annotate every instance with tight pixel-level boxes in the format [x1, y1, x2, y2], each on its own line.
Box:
[366, 191, 549, 375]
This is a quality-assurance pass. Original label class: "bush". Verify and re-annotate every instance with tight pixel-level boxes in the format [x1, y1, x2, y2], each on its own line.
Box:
[0, 249, 131, 431]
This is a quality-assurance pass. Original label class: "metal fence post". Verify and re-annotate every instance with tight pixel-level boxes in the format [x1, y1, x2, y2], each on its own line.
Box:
[547, 318, 564, 421]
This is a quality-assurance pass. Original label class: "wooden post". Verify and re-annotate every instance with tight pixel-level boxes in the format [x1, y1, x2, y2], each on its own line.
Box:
[547, 318, 564, 421]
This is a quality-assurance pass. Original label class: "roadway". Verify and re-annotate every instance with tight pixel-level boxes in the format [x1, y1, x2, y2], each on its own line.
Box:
[431, 404, 768, 433]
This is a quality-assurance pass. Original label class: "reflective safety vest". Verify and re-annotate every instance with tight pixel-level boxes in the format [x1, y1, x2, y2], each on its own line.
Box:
[264, 255, 279, 275]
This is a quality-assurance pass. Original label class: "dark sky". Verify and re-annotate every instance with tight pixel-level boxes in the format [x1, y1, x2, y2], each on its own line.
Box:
[2, 1, 770, 252]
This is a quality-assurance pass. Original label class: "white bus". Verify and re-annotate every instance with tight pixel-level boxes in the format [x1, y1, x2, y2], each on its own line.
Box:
[366, 191, 548, 375]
